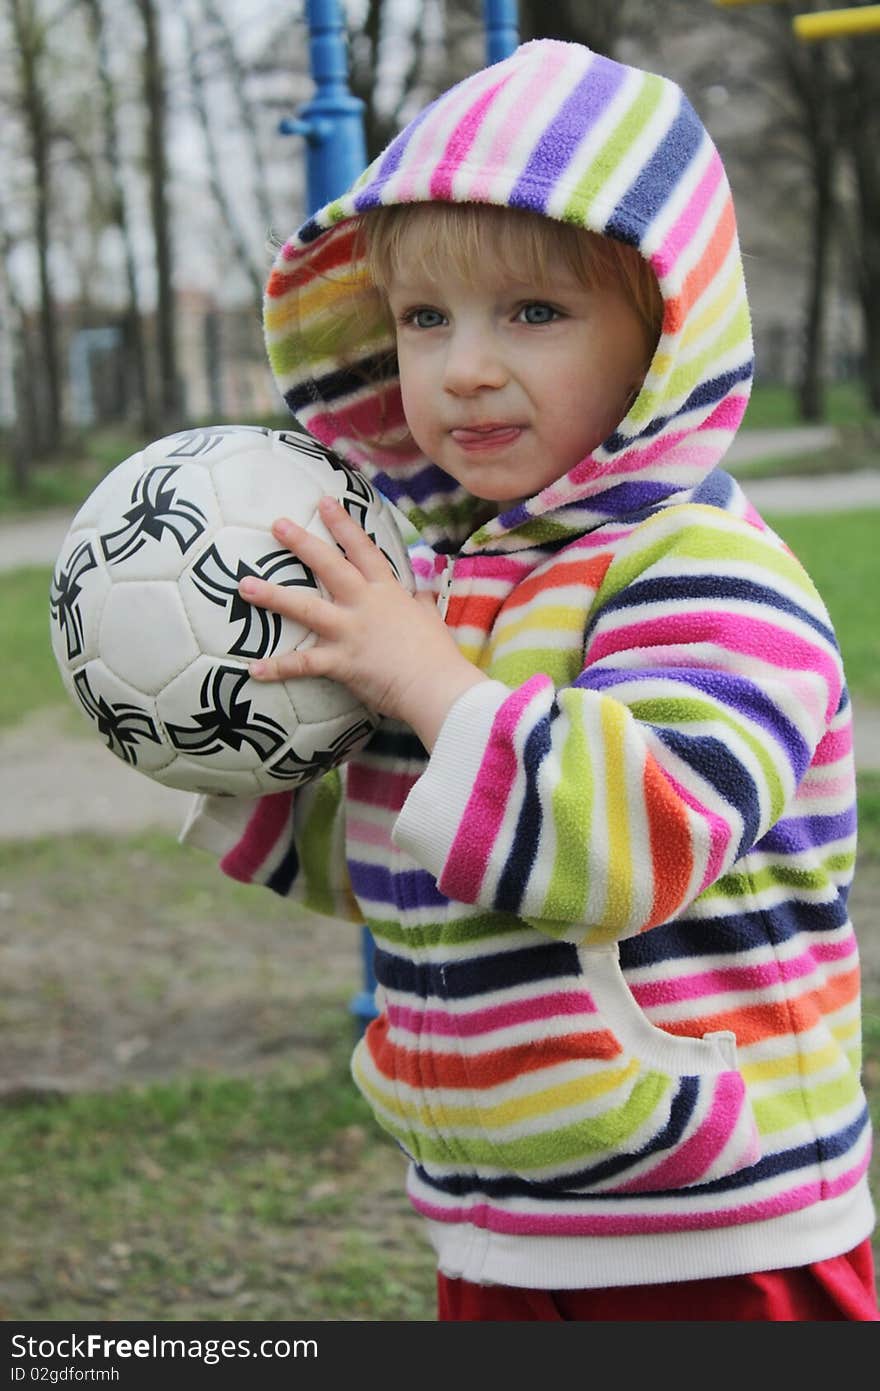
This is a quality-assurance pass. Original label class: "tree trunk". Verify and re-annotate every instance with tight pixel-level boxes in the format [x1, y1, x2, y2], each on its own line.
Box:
[83, 0, 153, 435]
[10, 0, 62, 455]
[0, 227, 38, 492]
[518, 0, 623, 53]
[843, 40, 880, 414]
[183, 11, 264, 318]
[137, 0, 182, 432]
[798, 161, 832, 421]
[787, 34, 834, 422]
[199, 0, 275, 239]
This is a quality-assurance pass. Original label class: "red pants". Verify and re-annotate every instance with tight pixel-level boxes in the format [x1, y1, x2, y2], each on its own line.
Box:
[437, 1238, 880, 1321]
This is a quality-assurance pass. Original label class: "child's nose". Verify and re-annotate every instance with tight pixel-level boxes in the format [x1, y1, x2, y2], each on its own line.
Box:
[442, 327, 507, 395]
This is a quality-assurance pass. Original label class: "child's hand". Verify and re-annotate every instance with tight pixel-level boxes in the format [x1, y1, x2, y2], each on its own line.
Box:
[238, 495, 486, 750]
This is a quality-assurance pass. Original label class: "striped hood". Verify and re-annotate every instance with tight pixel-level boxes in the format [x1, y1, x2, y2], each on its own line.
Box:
[264, 39, 754, 552]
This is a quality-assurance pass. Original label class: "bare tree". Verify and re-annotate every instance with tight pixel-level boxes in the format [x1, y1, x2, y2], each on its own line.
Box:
[8, 0, 62, 454]
[519, 0, 626, 53]
[837, 28, 880, 412]
[0, 221, 40, 489]
[711, 1, 880, 417]
[81, 0, 153, 433]
[136, 0, 182, 432]
[183, 5, 264, 316]
[735, 1, 839, 421]
[198, 0, 275, 239]
[348, 0, 429, 161]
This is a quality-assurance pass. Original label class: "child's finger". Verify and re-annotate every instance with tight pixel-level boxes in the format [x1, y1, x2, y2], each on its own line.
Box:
[269, 515, 361, 600]
[249, 643, 335, 684]
[238, 573, 342, 640]
[316, 495, 397, 581]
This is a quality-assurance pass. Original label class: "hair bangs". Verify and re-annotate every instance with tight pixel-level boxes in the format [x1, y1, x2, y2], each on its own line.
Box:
[360, 202, 663, 351]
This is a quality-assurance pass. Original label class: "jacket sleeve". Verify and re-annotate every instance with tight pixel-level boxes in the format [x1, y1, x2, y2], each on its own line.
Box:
[180, 767, 363, 923]
[392, 504, 844, 943]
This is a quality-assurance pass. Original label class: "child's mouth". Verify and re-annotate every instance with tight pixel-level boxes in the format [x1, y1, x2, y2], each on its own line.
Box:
[450, 425, 524, 451]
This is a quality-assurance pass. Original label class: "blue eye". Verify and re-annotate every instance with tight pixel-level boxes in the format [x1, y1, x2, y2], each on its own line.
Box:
[408, 307, 446, 329]
[519, 303, 558, 324]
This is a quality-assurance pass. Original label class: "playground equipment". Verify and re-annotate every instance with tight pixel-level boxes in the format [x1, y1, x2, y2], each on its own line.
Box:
[793, 5, 880, 39]
[716, 0, 880, 39]
[282, 0, 521, 1032]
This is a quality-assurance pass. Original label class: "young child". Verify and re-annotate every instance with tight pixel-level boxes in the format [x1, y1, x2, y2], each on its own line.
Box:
[183, 40, 878, 1320]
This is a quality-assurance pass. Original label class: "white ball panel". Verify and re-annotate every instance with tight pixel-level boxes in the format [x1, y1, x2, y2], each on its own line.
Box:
[100, 581, 200, 694]
[285, 672, 365, 726]
[155, 759, 262, 798]
[211, 449, 323, 532]
[69, 451, 148, 532]
[270, 431, 358, 497]
[272, 707, 377, 781]
[369, 498, 416, 593]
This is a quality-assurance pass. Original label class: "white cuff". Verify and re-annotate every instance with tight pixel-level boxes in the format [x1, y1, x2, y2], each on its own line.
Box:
[392, 680, 511, 877]
[178, 793, 257, 858]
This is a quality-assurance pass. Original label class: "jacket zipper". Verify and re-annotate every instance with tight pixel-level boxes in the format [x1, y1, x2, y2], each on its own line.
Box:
[437, 559, 454, 620]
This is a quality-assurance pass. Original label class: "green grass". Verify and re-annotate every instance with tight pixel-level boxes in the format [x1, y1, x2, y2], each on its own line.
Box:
[857, 770, 880, 839]
[0, 827, 437, 1319]
[743, 382, 876, 430]
[762, 510, 880, 704]
[0, 1032, 436, 1321]
[858, 772, 880, 1292]
[0, 429, 150, 516]
[3, 567, 69, 728]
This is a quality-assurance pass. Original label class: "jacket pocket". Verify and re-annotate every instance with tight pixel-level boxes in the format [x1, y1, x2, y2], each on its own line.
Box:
[452, 943, 761, 1196]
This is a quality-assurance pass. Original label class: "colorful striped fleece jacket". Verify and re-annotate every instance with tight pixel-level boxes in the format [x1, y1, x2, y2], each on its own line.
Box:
[182, 40, 875, 1289]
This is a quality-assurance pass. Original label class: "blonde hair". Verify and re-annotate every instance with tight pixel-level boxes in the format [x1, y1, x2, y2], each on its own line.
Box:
[359, 201, 664, 359]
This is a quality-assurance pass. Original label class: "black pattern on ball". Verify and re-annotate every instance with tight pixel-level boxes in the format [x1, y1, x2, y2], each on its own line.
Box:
[166, 426, 270, 458]
[50, 539, 98, 660]
[100, 465, 208, 565]
[73, 669, 161, 765]
[267, 716, 377, 782]
[165, 665, 287, 760]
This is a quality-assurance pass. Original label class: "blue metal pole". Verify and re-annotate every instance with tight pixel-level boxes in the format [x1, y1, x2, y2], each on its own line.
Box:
[484, 0, 519, 64]
[279, 0, 367, 218]
[279, 2, 374, 1033]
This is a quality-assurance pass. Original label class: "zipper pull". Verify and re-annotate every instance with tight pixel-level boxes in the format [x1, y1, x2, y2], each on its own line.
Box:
[437, 560, 453, 619]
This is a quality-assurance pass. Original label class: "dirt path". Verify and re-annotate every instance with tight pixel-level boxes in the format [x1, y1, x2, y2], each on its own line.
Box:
[0, 711, 192, 841]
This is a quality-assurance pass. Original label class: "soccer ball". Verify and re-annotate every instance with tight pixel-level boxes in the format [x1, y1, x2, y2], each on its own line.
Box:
[49, 425, 415, 797]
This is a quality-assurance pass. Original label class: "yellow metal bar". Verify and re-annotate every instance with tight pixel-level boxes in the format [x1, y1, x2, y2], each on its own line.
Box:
[793, 6, 880, 39]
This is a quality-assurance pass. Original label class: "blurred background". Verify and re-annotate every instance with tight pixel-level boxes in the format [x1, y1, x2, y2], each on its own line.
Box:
[0, 0, 878, 1322]
[2, 0, 880, 469]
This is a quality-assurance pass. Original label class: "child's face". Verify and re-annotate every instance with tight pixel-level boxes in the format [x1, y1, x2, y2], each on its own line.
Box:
[386, 246, 651, 504]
